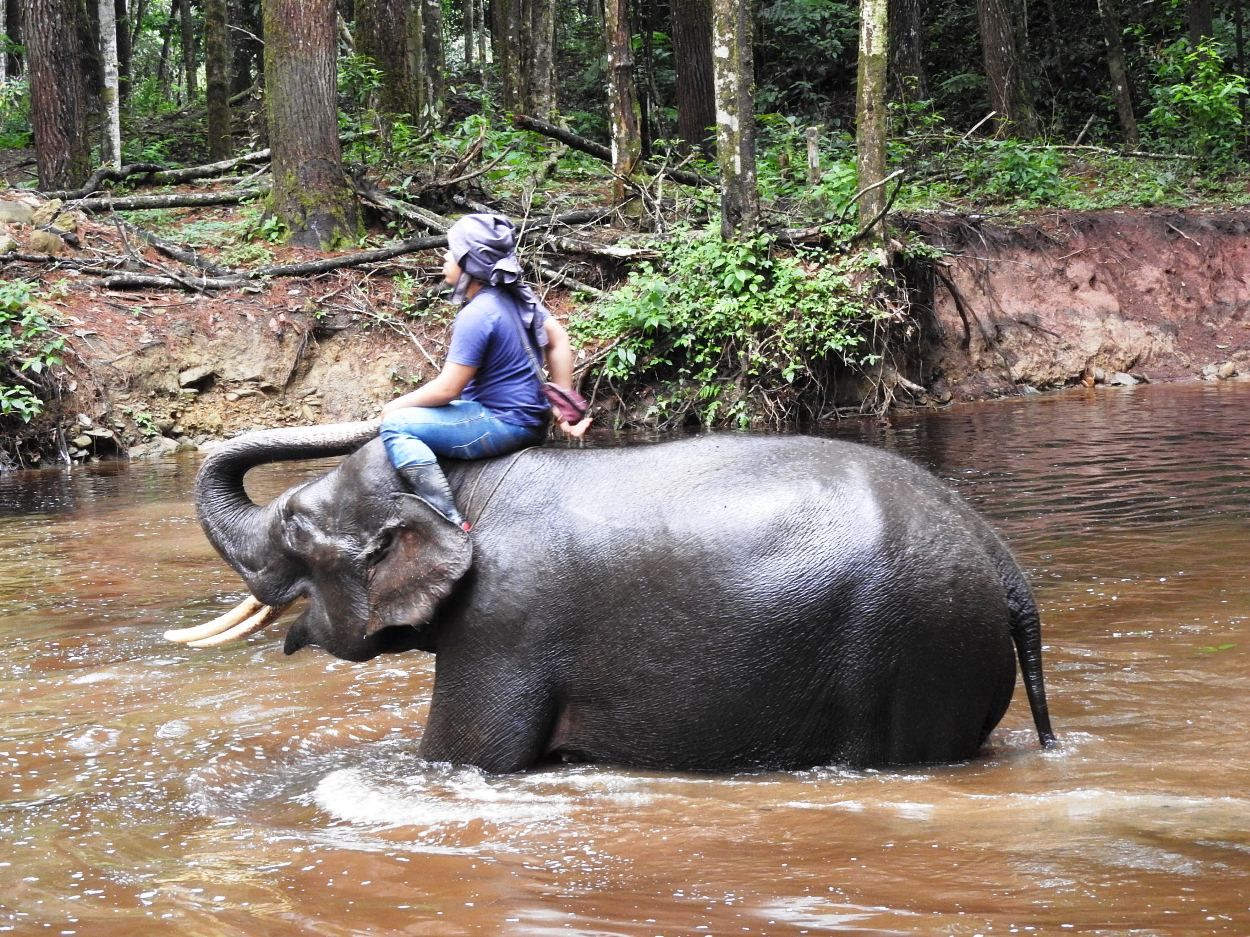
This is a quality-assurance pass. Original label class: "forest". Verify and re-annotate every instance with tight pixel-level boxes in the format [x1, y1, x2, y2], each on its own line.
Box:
[1, 0, 1248, 451]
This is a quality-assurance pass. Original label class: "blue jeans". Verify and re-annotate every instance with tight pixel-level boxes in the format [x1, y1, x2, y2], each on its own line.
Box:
[380, 400, 545, 469]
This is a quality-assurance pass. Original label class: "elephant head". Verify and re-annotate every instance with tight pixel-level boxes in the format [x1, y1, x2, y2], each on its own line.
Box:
[187, 421, 472, 661]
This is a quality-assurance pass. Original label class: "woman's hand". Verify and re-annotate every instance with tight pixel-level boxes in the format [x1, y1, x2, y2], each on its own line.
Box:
[557, 415, 592, 439]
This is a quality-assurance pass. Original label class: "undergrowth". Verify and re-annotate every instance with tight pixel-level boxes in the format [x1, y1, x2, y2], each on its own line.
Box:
[573, 228, 903, 428]
[0, 280, 66, 426]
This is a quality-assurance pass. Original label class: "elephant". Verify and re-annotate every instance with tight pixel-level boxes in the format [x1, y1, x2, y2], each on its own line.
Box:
[173, 420, 1056, 773]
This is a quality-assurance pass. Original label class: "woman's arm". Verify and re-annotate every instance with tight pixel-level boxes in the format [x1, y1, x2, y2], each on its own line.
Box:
[381, 362, 477, 415]
[543, 317, 591, 438]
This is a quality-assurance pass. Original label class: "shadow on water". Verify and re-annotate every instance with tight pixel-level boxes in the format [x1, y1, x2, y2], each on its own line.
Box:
[2, 382, 1249, 934]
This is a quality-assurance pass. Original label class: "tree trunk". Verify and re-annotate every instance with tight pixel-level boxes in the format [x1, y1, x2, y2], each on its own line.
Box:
[421, 0, 444, 124]
[527, 0, 556, 118]
[1189, 0, 1214, 46]
[99, 0, 122, 166]
[204, 0, 230, 158]
[229, 0, 261, 95]
[977, 0, 1039, 137]
[179, 0, 197, 98]
[888, 0, 926, 103]
[492, 0, 523, 110]
[27, 0, 91, 187]
[114, 0, 131, 105]
[0, 0, 7, 82]
[263, 0, 359, 246]
[712, 0, 757, 237]
[671, 0, 714, 151]
[604, 0, 641, 205]
[463, 0, 475, 70]
[356, 0, 413, 121]
[1096, 0, 1138, 149]
[856, 0, 888, 244]
[156, 0, 174, 82]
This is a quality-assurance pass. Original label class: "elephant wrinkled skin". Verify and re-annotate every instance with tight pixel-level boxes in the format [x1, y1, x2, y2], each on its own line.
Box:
[190, 424, 1056, 773]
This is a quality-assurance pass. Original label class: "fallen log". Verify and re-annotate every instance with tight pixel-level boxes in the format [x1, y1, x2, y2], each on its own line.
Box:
[513, 114, 713, 189]
[74, 188, 265, 214]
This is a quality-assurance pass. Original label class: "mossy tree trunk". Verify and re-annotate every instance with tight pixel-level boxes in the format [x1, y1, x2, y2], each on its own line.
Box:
[887, 0, 925, 104]
[421, 0, 444, 125]
[671, 0, 714, 153]
[28, 0, 91, 187]
[712, 0, 758, 237]
[493, 0, 523, 111]
[856, 0, 888, 244]
[99, 0, 122, 166]
[604, 0, 641, 206]
[179, 0, 196, 99]
[1096, 0, 1138, 149]
[113, 0, 131, 105]
[976, 0, 1039, 138]
[263, 0, 359, 247]
[526, 0, 556, 118]
[356, 0, 413, 125]
[463, 0, 475, 72]
[203, 0, 230, 158]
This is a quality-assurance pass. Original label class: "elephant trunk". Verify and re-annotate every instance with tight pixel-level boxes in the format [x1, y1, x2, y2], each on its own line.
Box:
[196, 420, 382, 589]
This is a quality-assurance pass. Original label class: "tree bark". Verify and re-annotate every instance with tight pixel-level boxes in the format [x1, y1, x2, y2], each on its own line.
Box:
[229, 0, 261, 95]
[179, 0, 197, 99]
[463, 0, 475, 70]
[856, 0, 888, 244]
[114, 0, 131, 104]
[99, 0, 122, 166]
[355, 0, 413, 121]
[712, 0, 758, 237]
[977, 0, 1039, 137]
[527, 0, 556, 118]
[421, 0, 444, 124]
[156, 0, 174, 82]
[1096, 0, 1138, 149]
[670, 0, 714, 152]
[888, 0, 926, 103]
[1189, 0, 1214, 46]
[263, 0, 359, 247]
[604, 0, 641, 205]
[204, 0, 230, 158]
[0, 0, 6, 83]
[27, 0, 91, 187]
[494, 0, 523, 111]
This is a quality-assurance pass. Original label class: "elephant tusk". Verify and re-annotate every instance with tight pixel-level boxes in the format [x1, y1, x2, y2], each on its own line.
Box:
[185, 600, 292, 648]
[164, 595, 265, 643]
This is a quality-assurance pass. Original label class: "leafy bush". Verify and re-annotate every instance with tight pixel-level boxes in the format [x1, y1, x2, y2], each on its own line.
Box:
[0, 280, 66, 424]
[574, 229, 895, 427]
[966, 140, 1068, 204]
[0, 78, 31, 149]
[1145, 39, 1247, 166]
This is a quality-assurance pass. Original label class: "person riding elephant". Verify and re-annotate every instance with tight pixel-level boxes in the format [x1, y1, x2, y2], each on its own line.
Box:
[379, 213, 590, 531]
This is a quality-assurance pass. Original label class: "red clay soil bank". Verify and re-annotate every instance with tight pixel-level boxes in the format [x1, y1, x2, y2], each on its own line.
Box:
[908, 209, 1250, 400]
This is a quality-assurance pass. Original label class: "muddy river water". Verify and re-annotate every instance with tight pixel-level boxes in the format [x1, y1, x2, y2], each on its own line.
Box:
[2, 382, 1249, 936]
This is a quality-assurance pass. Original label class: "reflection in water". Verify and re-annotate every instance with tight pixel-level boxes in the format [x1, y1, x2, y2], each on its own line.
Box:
[2, 383, 1250, 934]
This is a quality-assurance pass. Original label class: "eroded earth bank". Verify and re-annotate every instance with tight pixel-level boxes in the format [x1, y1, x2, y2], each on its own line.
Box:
[9, 207, 1250, 465]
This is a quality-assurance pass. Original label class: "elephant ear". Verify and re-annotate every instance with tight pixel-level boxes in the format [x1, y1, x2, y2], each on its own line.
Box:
[364, 493, 473, 636]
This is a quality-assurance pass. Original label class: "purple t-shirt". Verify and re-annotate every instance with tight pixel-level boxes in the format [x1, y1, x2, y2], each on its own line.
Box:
[447, 286, 550, 428]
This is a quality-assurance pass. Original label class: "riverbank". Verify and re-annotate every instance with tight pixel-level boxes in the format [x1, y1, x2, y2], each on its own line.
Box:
[4, 205, 1250, 467]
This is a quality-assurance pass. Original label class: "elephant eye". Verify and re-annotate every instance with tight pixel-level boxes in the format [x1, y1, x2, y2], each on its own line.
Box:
[361, 528, 394, 566]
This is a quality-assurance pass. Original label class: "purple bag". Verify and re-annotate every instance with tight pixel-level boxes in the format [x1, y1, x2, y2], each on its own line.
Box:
[543, 382, 589, 423]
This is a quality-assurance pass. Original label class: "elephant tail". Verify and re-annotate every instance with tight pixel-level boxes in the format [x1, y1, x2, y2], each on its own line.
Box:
[995, 549, 1057, 748]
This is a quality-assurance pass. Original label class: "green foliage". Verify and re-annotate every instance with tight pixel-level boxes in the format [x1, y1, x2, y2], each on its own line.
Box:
[969, 141, 1069, 204]
[0, 78, 31, 149]
[1145, 39, 1248, 166]
[0, 281, 66, 424]
[756, 0, 858, 120]
[575, 228, 893, 427]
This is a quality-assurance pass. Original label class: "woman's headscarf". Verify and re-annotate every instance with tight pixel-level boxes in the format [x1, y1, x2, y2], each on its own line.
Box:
[447, 213, 549, 348]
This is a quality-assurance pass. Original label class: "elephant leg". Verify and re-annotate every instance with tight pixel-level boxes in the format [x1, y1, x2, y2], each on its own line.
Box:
[418, 660, 555, 773]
